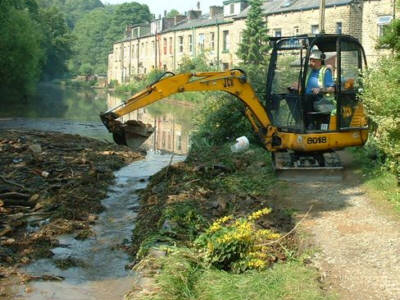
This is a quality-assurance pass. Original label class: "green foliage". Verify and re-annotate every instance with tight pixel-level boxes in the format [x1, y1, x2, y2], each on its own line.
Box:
[377, 0, 400, 55]
[195, 208, 280, 272]
[194, 262, 333, 300]
[361, 57, 400, 184]
[166, 9, 180, 18]
[70, 2, 151, 75]
[36, 0, 104, 28]
[79, 63, 94, 76]
[191, 95, 258, 147]
[0, 2, 45, 99]
[160, 202, 207, 241]
[39, 6, 74, 79]
[145, 247, 202, 300]
[177, 52, 217, 73]
[114, 69, 164, 94]
[350, 146, 400, 208]
[237, 0, 270, 66]
[236, 0, 270, 102]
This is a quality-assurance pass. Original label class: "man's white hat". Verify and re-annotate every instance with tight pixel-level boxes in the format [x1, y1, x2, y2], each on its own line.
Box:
[310, 50, 324, 60]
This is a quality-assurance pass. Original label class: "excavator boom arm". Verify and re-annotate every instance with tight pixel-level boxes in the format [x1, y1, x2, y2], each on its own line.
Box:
[100, 70, 276, 150]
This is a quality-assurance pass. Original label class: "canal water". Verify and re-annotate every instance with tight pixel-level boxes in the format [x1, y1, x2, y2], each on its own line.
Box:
[1, 84, 194, 299]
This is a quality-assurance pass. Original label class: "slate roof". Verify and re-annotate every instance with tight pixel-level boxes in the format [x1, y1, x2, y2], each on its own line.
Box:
[163, 14, 232, 33]
[236, 0, 354, 18]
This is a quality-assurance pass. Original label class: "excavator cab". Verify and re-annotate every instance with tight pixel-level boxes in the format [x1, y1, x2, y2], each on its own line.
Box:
[266, 34, 368, 134]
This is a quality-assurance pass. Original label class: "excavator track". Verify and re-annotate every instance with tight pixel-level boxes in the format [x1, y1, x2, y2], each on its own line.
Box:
[272, 151, 343, 182]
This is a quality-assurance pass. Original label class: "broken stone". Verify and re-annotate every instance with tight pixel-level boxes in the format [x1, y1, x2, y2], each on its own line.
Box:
[41, 171, 50, 178]
[29, 144, 42, 154]
[29, 194, 40, 203]
[87, 214, 98, 223]
[4, 239, 15, 246]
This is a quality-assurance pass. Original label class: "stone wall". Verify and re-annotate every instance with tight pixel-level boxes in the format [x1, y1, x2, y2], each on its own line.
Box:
[362, 0, 396, 65]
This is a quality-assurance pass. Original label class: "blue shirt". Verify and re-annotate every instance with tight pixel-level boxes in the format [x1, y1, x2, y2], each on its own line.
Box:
[305, 68, 334, 94]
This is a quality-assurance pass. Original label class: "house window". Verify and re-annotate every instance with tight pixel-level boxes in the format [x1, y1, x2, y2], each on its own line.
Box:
[210, 32, 215, 50]
[274, 29, 282, 37]
[336, 22, 342, 34]
[311, 25, 319, 34]
[223, 30, 229, 51]
[198, 33, 205, 51]
[169, 37, 173, 54]
[163, 38, 167, 55]
[162, 131, 166, 147]
[177, 134, 182, 151]
[377, 16, 393, 37]
[223, 62, 229, 70]
[145, 42, 148, 55]
[230, 3, 234, 14]
[179, 36, 183, 52]
[293, 26, 299, 35]
[189, 34, 193, 52]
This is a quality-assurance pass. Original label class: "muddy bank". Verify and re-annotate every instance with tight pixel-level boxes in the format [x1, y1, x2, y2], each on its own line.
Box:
[0, 129, 142, 294]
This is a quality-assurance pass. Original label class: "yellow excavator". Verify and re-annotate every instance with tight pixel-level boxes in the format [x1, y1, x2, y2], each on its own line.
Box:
[101, 34, 368, 178]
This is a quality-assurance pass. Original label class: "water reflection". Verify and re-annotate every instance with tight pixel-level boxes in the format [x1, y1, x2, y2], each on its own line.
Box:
[108, 94, 194, 155]
[1, 85, 196, 155]
[0, 83, 108, 121]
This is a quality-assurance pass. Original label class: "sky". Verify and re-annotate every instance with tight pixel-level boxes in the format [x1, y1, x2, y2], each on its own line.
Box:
[101, 0, 222, 17]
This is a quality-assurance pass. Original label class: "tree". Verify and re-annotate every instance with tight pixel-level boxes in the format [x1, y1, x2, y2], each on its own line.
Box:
[237, 0, 269, 66]
[166, 9, 180, 18]
[361, 0, 400, 184]
[0, 1, 44, 99]
[71, 2, 151, 75]
[39, 7, 74, 79]
[37, 0, 104, 28]
[108, 2, 151, 39]
[377, 1, 400, 56]
[236, 0, 270, 100]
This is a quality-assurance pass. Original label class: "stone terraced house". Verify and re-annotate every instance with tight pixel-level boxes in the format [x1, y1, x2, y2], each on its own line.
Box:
[107, 0, 397, 84]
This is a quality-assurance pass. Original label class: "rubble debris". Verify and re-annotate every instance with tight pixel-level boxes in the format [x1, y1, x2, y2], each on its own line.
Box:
[0, 129, 143, 287]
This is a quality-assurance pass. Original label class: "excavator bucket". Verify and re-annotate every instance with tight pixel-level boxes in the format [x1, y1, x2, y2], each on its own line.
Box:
[101, 113, 154, 150]
[113, 120, 154, 150]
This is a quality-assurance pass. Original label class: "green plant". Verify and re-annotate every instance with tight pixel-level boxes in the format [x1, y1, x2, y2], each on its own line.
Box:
[361, 57, 400, 184]
[159, 202, 207, 241]
[195, 208, 281, 273]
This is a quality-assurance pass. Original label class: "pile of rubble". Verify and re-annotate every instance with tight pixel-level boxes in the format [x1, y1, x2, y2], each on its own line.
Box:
[0, 129, 141, 279]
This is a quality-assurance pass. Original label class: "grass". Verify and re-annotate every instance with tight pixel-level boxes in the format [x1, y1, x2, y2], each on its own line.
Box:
[128, 144, 332, 300]
[350, 147, 400, 210]
[136, 249, 333, 300]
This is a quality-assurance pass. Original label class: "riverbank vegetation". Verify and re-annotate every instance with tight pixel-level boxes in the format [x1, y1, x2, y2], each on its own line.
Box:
[0, 0, 73, 100]
[126, 144, 330, 300]
[0, 0, 152, 101]
[357, 1, 400, 206]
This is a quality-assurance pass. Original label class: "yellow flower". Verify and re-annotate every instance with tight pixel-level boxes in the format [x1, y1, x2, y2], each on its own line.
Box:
[248, 208, 272, 221]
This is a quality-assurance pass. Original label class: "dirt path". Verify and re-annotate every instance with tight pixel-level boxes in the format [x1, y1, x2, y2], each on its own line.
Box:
[279, 154, 400, 299]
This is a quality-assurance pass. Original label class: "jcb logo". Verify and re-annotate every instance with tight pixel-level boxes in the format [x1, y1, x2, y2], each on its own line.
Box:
[307, 137, 327, 144]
